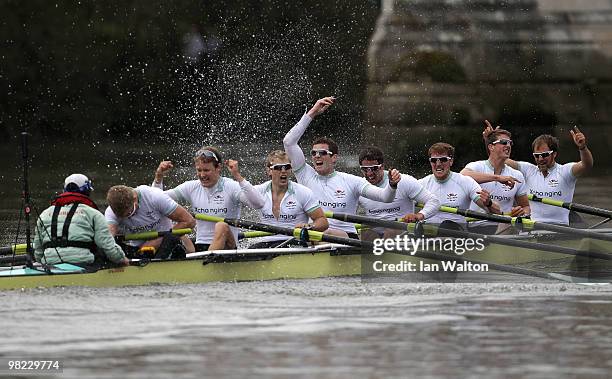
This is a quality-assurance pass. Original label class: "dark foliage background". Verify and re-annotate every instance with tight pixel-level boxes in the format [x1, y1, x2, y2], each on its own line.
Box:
[1, 1, 379, 146]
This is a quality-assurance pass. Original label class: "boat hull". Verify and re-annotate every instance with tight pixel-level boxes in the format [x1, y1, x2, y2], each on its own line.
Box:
[1, 235, 611, 289]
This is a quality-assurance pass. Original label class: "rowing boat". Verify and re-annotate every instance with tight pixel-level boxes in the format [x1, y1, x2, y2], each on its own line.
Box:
[0, 244, 363, 290]
[2, 228, 612, 289]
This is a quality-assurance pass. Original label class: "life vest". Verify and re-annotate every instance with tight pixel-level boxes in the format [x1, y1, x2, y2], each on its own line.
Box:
[51, 192, 99, 210]
[41, 193, 99, 251]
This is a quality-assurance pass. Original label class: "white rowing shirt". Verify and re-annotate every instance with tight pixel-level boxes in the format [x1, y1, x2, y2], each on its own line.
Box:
[157, 177, 260, 244]
[294, 166, 371, 233]
[418, 172, 482, 225]
[517, 161, 577, 225]
[465, 160, 527, 227]
[105, 185, 177, 247]
[359, 172, 425, 220]
[254, 180, 321, 242]
[284, 113, 396, 234]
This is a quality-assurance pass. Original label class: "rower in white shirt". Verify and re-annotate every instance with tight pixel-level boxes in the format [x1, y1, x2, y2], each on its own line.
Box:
[419, 142, 500, 229]
[283, 96, 401, 239]
[357, 146, 440, 238]
[250, 150, 328, 249]
[105, 185, 196, 258]
[153, 146, 265, 251]
[487, 122, 594, 225]
[461, 125, 530, 234]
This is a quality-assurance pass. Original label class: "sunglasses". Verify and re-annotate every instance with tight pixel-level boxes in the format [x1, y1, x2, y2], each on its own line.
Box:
[429, 156, 452, 163]
[533, 151, 554, 159]
[491, 139, 513, 146]
[195, 149, 219, 162]
[360, 164, 382, 173]
[310, 149, 334, 157]
[269, 163, 292, 171]
[125, 202, 138, 218]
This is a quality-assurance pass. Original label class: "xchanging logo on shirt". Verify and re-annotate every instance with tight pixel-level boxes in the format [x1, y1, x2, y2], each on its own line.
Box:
[530, 189, 562, 198]
[194, 207, 228, 215]
[319, 200, 347, 209]
[262, 213, 297, 220]
[368, 207, 401, 215]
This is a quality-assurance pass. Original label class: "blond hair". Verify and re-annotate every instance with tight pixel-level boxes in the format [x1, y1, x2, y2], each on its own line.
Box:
[266, 150, 289, 166]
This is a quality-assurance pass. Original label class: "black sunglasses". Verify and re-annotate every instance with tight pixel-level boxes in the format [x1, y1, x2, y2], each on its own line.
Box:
[429, 156, 451, 163]
[533, 151, 554, 159]
[269, 163, 292, 171]
[310, 149, 334, 157]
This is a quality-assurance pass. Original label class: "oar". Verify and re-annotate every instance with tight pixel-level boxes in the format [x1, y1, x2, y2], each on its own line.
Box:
[0, 228, 195, 264]
[434, 205, 612, 243]
[324, 211, 612, 261]
[0, 229, 195, 256]
[0, 244, 26, 255]
[238, 231, 273, 239]
[195, 214, 369, 248]
[528, 194, 612, 219]
[116, 228, 193, 242]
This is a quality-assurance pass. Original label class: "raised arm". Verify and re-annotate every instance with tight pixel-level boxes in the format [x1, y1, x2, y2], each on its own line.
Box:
[283, 97, 335, 170]
[150, 160, 182, 201]
[227, 159, 265, 209]
[570, 126, 593, 177]
[153, 160, 173, 189]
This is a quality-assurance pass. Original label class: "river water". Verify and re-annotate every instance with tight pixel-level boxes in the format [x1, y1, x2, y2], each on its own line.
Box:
[1, 141, 612, 378]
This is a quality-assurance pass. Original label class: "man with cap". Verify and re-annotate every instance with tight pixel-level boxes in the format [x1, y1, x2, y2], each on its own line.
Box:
[34, 174, 129, 267]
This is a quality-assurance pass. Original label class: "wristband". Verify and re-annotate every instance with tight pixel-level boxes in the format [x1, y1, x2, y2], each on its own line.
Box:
[486, 198, 493, 207]
[579, 145, 587, 151]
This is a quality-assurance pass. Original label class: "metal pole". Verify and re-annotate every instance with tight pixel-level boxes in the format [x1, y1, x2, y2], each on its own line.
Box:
[21, 132, 34, 268]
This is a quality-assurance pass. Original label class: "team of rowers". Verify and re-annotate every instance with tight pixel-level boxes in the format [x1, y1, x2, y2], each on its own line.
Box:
[33, 97, 593, 267]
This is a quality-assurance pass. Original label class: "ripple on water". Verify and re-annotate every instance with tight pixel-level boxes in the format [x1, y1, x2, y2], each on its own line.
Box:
[1, 279, 612, 378]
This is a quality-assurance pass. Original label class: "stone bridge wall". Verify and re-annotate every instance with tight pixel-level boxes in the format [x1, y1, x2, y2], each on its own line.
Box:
[366, 0, 612, 166]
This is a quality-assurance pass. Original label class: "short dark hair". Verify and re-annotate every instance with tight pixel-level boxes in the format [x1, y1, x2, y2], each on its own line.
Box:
[485, 129, 512, 145]
[359, 147, 384, 165]
[484, 128, 512, 155]
[532, 134, 558, 152]
[428, 142, 455, 158]
[312, 137, 339, 155]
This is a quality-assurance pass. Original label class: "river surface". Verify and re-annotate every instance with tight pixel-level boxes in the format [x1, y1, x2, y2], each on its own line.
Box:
[0, 281, 611, 378]
[1, 142, 612, 378]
